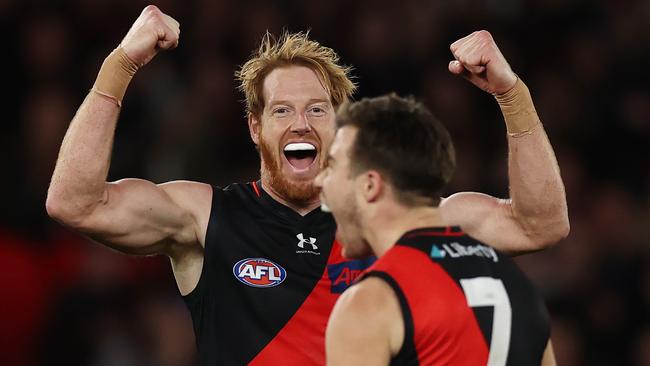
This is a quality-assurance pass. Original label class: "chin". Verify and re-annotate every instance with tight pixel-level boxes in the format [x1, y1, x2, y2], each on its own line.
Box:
[337, 231, 373, 259]
[341, 246, 374, 260]
[284, 177, 319, 203]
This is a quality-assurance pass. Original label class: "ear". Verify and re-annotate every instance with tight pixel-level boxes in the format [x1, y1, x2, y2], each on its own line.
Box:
[248, 113, 261, 145]
[360, 170, 383, 203]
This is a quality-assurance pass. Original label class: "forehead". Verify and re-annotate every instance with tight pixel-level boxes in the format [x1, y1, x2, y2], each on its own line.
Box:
[262, 65, 330, 106]
[331, 126, 357, 160]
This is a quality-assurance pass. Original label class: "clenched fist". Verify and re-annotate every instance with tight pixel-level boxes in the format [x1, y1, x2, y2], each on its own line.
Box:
[120, 5, 180, 67]
[448, 30, 517, 95]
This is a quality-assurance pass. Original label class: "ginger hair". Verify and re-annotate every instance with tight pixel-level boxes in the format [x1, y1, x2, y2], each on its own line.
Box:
[236, 31, 356, 118]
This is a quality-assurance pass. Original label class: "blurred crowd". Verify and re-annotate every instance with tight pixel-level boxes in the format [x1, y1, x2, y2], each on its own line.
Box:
[1, 0, 649, 365]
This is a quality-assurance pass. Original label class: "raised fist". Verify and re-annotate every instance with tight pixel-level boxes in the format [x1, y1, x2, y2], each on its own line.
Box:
[120, 5, 180, 67]
[448, 30, 517, 95]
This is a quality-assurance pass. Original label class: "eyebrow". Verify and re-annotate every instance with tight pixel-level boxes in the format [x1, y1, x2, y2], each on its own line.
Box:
[307, 98, 330, 105]
[268, 98, 330, 107]
[268, 100, 291, 108]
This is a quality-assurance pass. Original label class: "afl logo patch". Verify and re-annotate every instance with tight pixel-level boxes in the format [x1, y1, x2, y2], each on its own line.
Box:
[233, 258, 287, 288]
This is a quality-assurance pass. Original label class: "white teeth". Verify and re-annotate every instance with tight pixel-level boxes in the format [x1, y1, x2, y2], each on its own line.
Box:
[284, 142, 316, 152]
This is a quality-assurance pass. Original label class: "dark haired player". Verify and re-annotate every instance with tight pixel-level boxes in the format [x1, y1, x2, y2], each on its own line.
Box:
[317, 94, 556, 365]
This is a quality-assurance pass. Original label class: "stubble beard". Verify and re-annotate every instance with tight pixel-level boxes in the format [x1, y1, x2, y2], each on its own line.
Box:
[259, 136, 321, 206]
[335, 192, 373, 259]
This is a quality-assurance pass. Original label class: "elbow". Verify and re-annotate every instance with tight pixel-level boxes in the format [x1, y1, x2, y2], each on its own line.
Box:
[46, 190, 64, 221]
[45, 191, 93, 228]
[541, 217, 570, 249]
[527, 213, 570, 251]
[548, 203, 571, 244]
[556, 215, 571, 240]
[514, 199, 570, 251]
[45, 194, 74, 226]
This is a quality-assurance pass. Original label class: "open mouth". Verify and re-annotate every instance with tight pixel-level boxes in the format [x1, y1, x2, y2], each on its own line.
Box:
[284, 142, 317, 170]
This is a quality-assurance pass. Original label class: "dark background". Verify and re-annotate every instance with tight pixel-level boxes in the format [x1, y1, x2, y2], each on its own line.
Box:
[1, 0, 649, 365]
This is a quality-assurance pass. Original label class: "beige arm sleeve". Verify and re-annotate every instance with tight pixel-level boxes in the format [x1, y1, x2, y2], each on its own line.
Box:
[91, 47, 139, 106]
[495, 78, 541, 137]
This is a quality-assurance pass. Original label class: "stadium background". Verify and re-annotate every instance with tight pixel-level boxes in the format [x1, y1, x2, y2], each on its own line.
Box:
[1, 0, 649, 365]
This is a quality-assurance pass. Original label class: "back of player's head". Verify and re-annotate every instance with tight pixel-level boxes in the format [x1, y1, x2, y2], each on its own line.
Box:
[236, 31, 356, 119]
[337, 94, 456, 207]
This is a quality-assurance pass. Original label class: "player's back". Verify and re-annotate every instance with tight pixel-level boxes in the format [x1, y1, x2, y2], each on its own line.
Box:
[361, 226, 550, 366]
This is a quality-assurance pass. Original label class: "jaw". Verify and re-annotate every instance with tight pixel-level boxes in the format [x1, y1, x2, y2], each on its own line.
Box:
[259, 153, 322, 208]
[257, 133, 327, 209]
[336, 228, 372, 259]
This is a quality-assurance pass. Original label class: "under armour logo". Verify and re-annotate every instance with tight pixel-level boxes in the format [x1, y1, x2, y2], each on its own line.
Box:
[297, 233, 318, 250]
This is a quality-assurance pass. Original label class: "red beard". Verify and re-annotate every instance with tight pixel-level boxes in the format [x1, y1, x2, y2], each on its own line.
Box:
[258, 136, 320, 205]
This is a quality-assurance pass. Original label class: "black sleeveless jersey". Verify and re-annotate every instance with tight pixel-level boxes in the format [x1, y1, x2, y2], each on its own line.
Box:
[360, 226, 550, 366]
[182, 182, 375, 365]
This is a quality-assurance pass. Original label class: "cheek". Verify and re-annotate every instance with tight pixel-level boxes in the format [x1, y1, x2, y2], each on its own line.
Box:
[260, 123, 282, 147]
[318, 120, 336, 143]
[324, 173, 341, 198]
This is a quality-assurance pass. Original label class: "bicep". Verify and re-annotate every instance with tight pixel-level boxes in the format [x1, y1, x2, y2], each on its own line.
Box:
[77, 179, 208, 255]
[440, 192, 539, 255]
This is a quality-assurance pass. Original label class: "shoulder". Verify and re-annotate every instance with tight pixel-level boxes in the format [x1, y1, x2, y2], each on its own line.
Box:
[158, 181, 213, 244]
[158, 180, 212, 195]
[158, 181, 213, 211]
[336, 276, 397, 316]
[328, 276, 404, 355]
[440, 192, 506, 224]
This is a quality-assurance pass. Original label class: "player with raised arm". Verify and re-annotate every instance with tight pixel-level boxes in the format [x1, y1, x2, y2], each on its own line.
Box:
[46, 5, 567, 364]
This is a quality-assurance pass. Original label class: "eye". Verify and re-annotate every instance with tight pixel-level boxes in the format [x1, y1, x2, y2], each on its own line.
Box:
[273, 107, 291, 116]
[309, 105, 327, 117]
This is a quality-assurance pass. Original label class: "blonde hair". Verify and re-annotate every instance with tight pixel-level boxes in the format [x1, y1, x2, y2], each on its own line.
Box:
[236, 31, 356, 118]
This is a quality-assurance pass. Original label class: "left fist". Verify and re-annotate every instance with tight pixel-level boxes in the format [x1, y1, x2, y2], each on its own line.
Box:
[448, 30, 517, 95]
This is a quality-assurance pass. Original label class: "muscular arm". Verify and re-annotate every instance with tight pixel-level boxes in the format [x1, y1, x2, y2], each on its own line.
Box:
[441, 119, 568, 254]
[326, 278, 403, 366]
[45, 6, 204, 257]
[441, 31, 569, 254]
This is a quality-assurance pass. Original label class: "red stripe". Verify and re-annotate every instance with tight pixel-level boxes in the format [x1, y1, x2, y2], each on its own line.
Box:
[406, 228, 465, 238]
[249, 241, 345, 365]
[372, 246, 488, 365]
[252, 181, 261, 197]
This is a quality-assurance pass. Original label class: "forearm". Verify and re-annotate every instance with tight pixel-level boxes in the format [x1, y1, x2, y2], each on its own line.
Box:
[498, 80, 569, 243]
[508, 128, 567, 232]
[47, 93, 120, 220]
[47, 48, 138, 221]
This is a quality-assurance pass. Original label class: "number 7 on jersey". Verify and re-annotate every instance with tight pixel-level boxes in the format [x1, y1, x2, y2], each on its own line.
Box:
[460, 277, 512, 366]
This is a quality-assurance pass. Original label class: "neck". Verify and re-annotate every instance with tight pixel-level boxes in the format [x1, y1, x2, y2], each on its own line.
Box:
[260, 178, 322, 216]
[363, 204, 445, 258]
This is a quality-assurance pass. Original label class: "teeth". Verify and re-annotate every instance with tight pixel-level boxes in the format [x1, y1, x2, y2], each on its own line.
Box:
[284, 142, 316, 152]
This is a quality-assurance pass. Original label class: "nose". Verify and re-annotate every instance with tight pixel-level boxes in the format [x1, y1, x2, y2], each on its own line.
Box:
[290, 112, 312, 135]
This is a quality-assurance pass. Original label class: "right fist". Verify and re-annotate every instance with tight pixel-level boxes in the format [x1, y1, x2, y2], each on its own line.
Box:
[120, 5, 180, 67]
